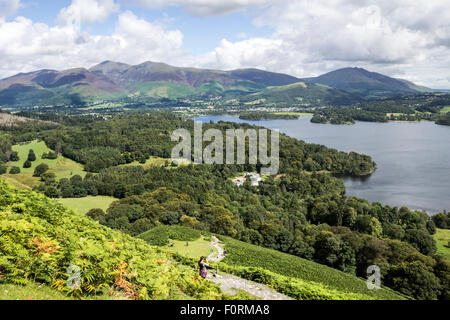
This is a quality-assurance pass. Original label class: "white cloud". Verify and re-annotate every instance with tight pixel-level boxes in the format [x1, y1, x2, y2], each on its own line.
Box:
[136, 0, 273, 16]
[57, 0, 119, 25]
[1, 0, 450, 88]
[194, 0, 450, 88]
[0, 10, 183, 78]
[0, 0, 20, 19]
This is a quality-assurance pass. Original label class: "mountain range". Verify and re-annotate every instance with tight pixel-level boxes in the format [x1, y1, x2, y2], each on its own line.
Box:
[0, 61, 433, 108]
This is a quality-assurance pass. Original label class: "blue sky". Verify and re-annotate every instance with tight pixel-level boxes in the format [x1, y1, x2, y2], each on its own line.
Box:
[13, 1, 272, 54]
[1, 0, 450, 88]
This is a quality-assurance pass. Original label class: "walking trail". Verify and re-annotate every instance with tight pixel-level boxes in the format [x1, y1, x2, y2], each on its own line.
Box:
[205, 236, 293, 300]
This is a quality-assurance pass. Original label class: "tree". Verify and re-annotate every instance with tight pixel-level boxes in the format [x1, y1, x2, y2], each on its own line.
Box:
[0, 165, 6, 175]
[28, 149, 36, 162]
[405, 229, 436, 255]
[10, 151, 19, 162]
[23, 160, 32, 168]
[159, 211, 181, 225]
[33, 163, 49, 177]
[180, 215, 202, 230]
[355, 215, 382, 237]
[44, 186, 60, 198]
[9, 166, 20, 174]
[384, 261, 441, 300]
[432, 212, 449, 229]
[87, 208, 106, 221]
[203, 206, 240, 237]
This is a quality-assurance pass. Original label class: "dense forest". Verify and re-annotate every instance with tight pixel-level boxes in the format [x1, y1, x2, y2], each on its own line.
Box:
[0, 112, 448, 300]
[310, 94, 450, 125]
[311, 107, 436, 125]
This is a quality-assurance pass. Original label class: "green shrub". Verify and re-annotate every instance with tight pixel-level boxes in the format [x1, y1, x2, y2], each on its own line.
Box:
[33, 163, 50, 177]
[9, 167, 21, 175]
[27, 149, 36, 162]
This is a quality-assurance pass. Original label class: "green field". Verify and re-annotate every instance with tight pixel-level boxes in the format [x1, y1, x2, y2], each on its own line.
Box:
[440, 106, 450, 114]
[57, 196, 117, 215]
[165, 237, 215, 259]
[120, 156, 169, 169]
[434, 228, 450, 259]
[138, 225, 218, 261]
[119, 156, 191, 170]
[4, 140, 85, 189]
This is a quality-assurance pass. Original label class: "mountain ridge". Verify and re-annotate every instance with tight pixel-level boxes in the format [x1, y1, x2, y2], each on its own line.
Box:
[0, 62, 431, 107]
[302, 67, 431, 98]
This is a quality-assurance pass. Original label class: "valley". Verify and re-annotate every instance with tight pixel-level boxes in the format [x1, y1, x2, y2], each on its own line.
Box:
[1, 111, 448, 301]
[0, 62, 449, 302]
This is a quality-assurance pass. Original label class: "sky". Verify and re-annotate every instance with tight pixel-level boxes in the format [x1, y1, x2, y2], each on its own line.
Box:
[1, 0, 450, 88]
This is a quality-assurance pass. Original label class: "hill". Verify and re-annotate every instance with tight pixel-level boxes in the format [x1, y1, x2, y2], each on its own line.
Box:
[303, 67, 431, 99]
[0, 180, 228, 300]
[138, 225, 407, 300]
[0, 68, 124, 107]
[241, 82, 362, 106]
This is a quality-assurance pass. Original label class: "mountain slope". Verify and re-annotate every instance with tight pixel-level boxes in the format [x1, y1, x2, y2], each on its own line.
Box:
[0, 68, 124, 106]
[303, 67, 431, 99]
[241, 82, 362, 106]
[0, 62, 430, 107]
[90, 61, 301, 89]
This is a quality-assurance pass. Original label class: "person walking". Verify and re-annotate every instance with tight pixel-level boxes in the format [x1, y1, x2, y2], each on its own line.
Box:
[198, 256, 209, 279]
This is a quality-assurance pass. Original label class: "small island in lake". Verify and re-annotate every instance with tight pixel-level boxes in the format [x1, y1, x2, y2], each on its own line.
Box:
[239, 111, 301, 120]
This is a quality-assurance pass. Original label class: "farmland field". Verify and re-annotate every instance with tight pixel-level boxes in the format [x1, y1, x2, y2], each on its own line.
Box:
[165, 237, 215, 259]
[57, 196, 117, 215]
[434, 228, 450, 259]
[4, 140, 86, 189]
[440, 106, 450, 114]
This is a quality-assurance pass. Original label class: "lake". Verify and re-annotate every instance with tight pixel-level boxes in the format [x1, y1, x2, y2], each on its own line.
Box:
[193, 115, 450, 214]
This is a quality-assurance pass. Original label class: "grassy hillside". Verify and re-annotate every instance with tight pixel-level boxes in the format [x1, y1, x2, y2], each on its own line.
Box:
[0, 181, 228, 300]
[138, 226, 215, 259]
[139, 226, 407, 300]
[440, 106, 450, 114]
[303, 67, 430, 99]
[220, 236, 407, 300]
[57, 196, 117, 216]
[434, 229, 450, 259]
[0, 282, 75, 300]
[242, 82, 361, 106]
[4, 140, 85, 189]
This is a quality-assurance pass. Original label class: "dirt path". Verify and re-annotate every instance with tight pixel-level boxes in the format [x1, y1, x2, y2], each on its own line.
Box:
[205, 236, 293, 300]
[207, 236, 225, 263]
[208, 274, 293, 300]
